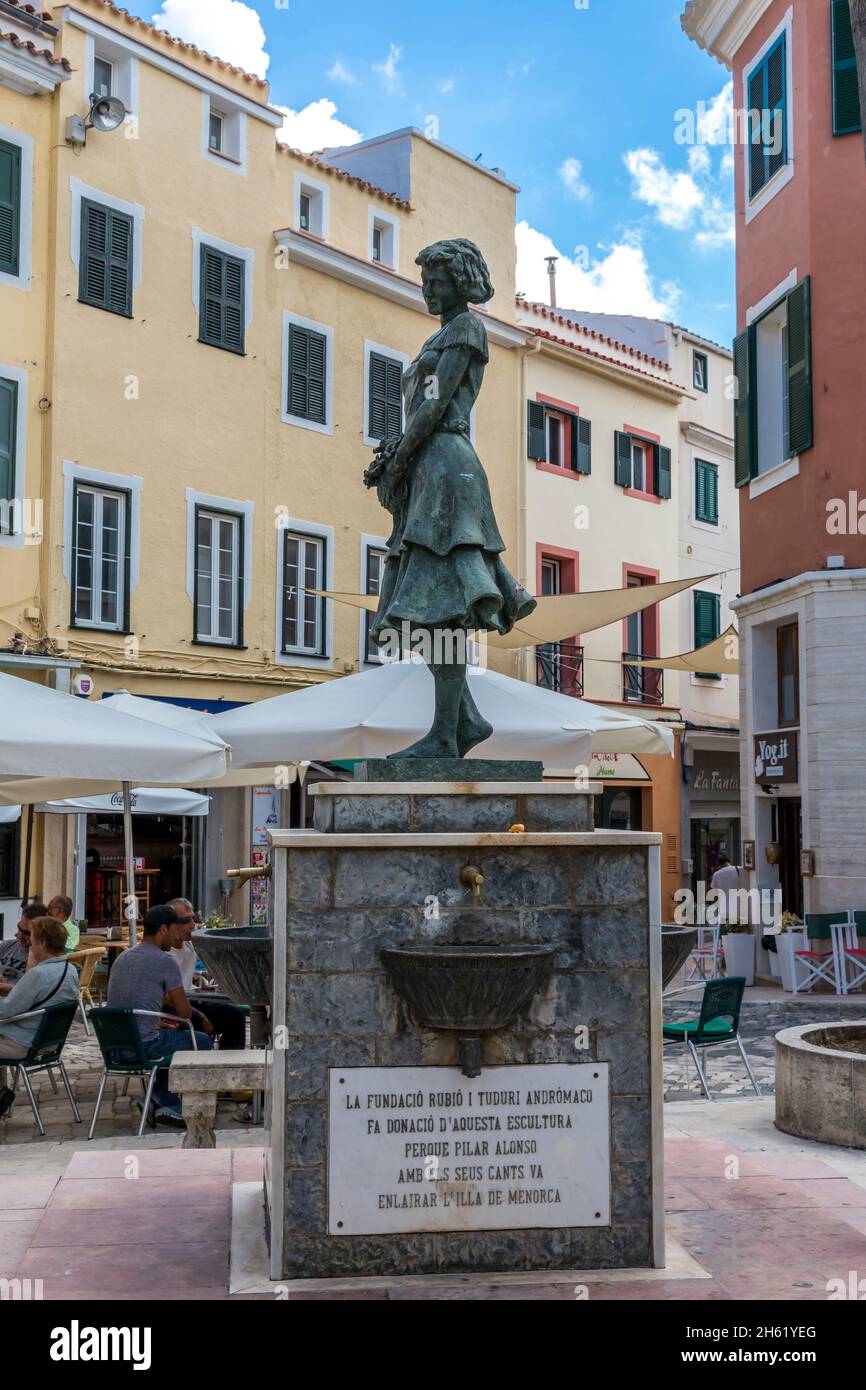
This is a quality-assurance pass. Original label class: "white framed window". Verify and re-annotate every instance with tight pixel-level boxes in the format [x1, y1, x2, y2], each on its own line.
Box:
[281, 310, 334, 436]
[294, 173, 328, 238]
[360, 534, 388, 664]
[63, 462, 142, 623]
[0, 364, 29, 549]
[202, 94, 247, 174]
[278, 524, 333, 662]
[742, 7, 794, 224]
[71, 482, 129, 632]
[755, 295, 790, 477]
[85, 36, 138, 120]
[546, 413, 565, 469]
[631, 439, 648, 493]
[0, 124, 33, 293]
[194, 507, 243, 646]
[368, 206, 399, 269]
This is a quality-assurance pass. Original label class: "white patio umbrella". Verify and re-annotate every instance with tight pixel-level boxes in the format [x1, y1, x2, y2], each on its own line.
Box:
[34, 787, 210, 817]
[209, 658, 675, 770]
[0, 674, 229, 940]
[0, 805, 21, 824]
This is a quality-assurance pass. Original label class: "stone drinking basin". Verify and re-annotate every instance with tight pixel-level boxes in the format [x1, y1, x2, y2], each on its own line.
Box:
[775, 1021, 866, 1150]
[191, 926, 273, 1008]
[380, 944, 556, 1078]
[660, 926, 698, 989]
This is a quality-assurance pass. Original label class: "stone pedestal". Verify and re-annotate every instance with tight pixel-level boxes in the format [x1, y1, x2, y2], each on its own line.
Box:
[265, 781, 664, 1280]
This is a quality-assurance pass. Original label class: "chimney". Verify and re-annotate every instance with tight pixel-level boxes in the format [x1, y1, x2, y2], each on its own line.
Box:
[545, 256, 558, 309]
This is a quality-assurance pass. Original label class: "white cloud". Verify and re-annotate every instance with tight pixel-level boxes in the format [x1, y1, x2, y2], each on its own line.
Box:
[275, 99, 362, 153]
[624, 148, 704, 230]
[373, 42, 403, 95]
[624, 88, 735, 251]
[515, 221, 680, 319]
[558, 157, 591, 202]
[150, 0, 268, 77]
[439, 77, 455, 94]
[327, 59, 356, 85]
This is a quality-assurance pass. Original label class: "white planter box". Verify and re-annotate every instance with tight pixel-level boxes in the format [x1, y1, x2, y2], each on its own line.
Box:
[723, 932, 755, 987]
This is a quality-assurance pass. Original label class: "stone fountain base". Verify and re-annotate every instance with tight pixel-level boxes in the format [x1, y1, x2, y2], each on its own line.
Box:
[265, 779, 664, 1280]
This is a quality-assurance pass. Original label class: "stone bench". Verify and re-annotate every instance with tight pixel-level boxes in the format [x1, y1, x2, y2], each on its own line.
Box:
[169, 1049, 267, 1148]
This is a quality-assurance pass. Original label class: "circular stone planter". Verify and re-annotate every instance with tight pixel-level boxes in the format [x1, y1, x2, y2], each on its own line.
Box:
[775, 1021, 866, 1150]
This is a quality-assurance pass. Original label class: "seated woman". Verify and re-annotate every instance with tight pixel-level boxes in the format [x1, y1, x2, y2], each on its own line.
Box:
[0, 917, 80, 1115]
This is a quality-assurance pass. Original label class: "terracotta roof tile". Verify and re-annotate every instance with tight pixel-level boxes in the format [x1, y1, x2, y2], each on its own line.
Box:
[529, 327, 688, 392]
[5, 1, 55, 21]
[517, 298, 672, 371]
[0, 27, 71, 68]
[277, 142, 412, 210]
[72, 0, 269, 89]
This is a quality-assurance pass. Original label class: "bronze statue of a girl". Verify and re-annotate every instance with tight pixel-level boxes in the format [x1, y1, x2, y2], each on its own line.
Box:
[364, 237, 536, 759]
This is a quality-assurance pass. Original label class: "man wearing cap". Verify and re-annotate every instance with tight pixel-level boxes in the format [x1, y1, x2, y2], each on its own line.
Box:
[107, 904, 212, 1128]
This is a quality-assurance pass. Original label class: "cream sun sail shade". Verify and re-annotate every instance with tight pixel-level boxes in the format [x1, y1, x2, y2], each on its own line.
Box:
[314, 575, 718, 651]
[596, 625, 740, 675]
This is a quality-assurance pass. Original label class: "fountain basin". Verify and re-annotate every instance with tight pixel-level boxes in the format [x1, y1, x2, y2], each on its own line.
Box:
[775, 1021, 866, 1150]
[660, 926, 698, 989]
[191, 926, 272, 1007]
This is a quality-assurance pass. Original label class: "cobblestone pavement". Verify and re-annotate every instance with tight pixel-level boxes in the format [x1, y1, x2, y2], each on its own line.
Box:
[663, 992, 866, 1102]
[0, 1017, 258, 1145]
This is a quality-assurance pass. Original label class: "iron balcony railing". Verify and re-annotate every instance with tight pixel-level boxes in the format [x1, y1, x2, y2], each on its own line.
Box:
[622, 653, 664, 706]
[536, 641, 584, 698]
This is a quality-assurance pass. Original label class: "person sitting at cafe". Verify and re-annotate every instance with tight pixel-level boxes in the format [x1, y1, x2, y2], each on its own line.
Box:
[167, 898, 247, 1051]
[107, 903, 212, 1128]
[47, 895, 80, 954]
[0, 916, 80, 1116]
[0, 903, 49, 995]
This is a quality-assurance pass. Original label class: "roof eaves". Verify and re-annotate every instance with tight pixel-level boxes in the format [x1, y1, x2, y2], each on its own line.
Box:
[277, 142, 412, 210]
[530, 328, 688, 393]
[517, 298, 672, 371]
[0, 26, 71, 67]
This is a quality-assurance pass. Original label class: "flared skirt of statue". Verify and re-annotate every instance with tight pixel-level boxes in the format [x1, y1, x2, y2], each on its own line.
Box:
[369, 429, 536, 642]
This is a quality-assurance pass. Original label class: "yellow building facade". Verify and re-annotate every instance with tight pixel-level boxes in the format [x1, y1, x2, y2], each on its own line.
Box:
[0, 0, 528, 917]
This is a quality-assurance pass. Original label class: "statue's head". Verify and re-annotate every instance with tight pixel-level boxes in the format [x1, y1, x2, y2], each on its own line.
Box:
[416, 238, 494, 316]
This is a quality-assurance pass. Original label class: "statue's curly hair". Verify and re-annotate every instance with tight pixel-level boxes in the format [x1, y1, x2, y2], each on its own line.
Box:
[415, 238, 494, 305]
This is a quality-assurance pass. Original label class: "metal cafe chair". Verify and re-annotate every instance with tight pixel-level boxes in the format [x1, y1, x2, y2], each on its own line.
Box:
[0, 1002, 81, 1136]
[684, 924, 720, 983]
[788, 913, 848, 994]
[837, 912, 866, 994]
[662, 977, 760, 1101]
[88, 1007, 198, 1139]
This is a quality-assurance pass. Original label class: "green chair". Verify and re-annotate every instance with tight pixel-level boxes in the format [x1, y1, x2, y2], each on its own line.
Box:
[1, 1002, 82, 1136]
[663, 977, 760, 1101]
[88, 1007, 198, 1140]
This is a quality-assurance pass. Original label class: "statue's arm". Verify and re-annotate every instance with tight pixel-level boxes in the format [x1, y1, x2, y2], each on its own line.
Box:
[393, 345, 471, 464]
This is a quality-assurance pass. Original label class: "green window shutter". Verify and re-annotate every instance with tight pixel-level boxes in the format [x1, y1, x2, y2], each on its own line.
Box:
[614, 430, 632, 487]
[199, 247, 245, 353]
[369, 352, 403, 442]
[786, 277, 813, 456]
[832, 0, 862, 135]
[576, 416, 591, 475]
[0, 140, 22, 278]
[656, 445, 672, 500]
[694, 591, 722, 680]
[695, 459, 719, 523]
[527, 400, 546, 460]
[80, 199, 133, 316]
[748, 36, 788, 198]
[733, 326, 757, 486]
[288, 324, 327, 424]
[0, 377, 17, 521]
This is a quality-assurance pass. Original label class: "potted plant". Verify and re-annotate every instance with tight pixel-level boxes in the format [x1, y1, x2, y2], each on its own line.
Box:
[722, 920, 755, 986]
[777, 913, 806, 992]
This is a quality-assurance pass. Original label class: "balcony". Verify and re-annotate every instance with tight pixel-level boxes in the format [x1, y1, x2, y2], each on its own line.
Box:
[622, 653, 664, 706]
[536, 641, 584, 698]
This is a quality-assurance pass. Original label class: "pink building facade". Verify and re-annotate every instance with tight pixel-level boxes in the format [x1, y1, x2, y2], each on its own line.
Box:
[683, 0, 866, 920]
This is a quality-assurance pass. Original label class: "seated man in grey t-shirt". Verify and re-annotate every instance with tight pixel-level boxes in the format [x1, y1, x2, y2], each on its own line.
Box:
[107, 904, 212, 1128]
[0, 903, 49, 995]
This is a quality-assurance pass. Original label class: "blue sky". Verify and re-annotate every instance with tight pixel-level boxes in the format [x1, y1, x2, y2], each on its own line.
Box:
[134, 0, 736, 345]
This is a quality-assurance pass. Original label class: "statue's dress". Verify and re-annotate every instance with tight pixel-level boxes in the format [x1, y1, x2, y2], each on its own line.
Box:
[369, 310, 536, 645]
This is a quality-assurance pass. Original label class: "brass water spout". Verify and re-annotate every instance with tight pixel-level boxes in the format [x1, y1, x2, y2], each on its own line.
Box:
[459, 865, 485, 899]
[225, 864, 272, 893]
